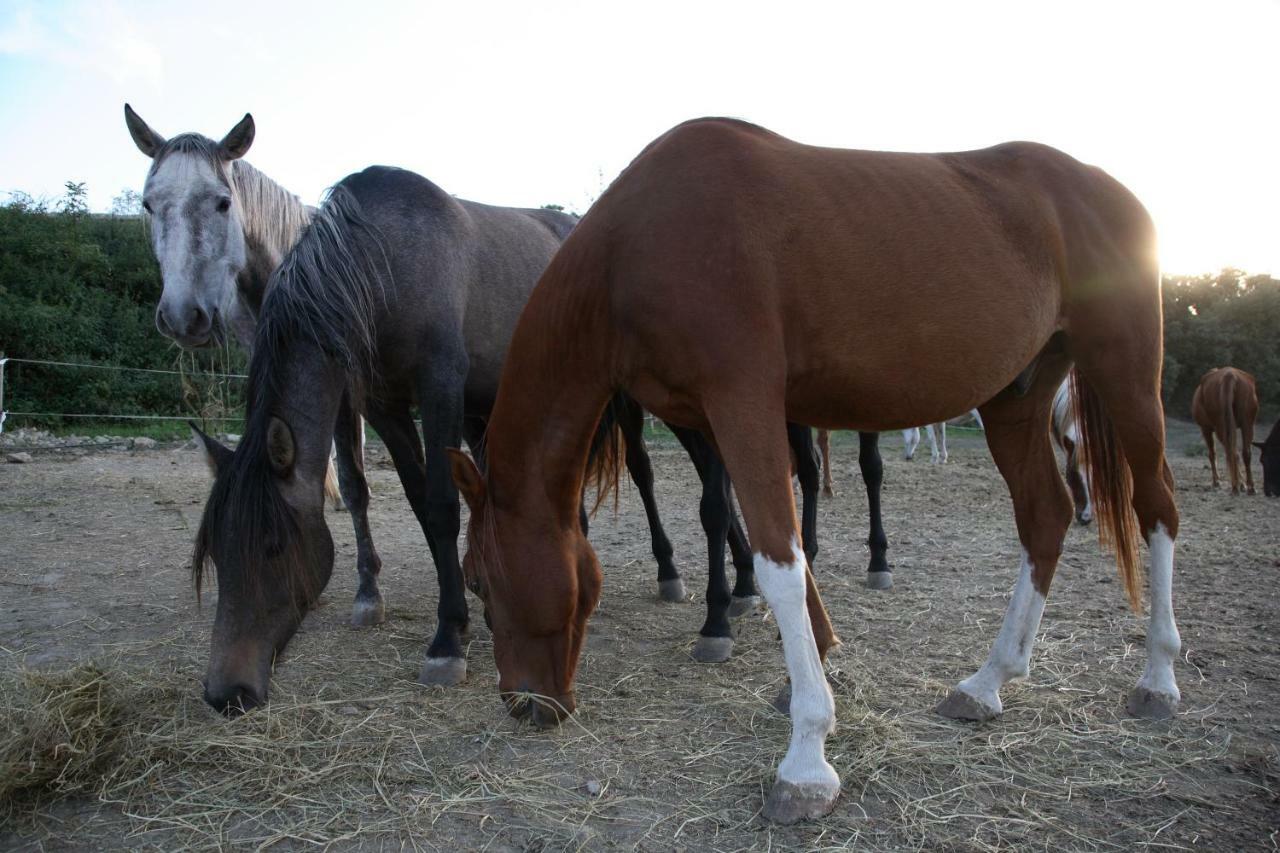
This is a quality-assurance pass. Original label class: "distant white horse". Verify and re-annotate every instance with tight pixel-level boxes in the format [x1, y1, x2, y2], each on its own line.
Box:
[1051, 374, 1093, 524]
[902, 410, 984, 464]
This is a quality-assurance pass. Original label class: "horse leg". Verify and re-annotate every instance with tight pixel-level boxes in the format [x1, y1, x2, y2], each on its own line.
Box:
[1062, 437, 1093, 525]
[927, 422, 943, 464]
[937, 377, 1073, 722]
[903, 427, 919, 460]
[860, 431, 892, 588]
[616, 397, 683, 601]
[692, 447, 735, 662]
[788, 423, 821, 565]
[704, 397, 840, 823]
[1201, 426, 1219, 488]
[1241, 412, 1257, 496]
[414, 369, 472, 687]
[336, 394, 385, 627]
[670, 424, 760, 617]
[937, 421, 948, 464]
[818, 429, 837, 497]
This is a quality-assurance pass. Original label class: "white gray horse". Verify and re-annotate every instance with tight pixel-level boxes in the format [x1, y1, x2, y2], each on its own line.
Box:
[902, 410, 985, 463]
[1051, 373, 1093, 524]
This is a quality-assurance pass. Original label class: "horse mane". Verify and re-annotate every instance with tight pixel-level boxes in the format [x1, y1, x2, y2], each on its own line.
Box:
[192, 180, 391, 601]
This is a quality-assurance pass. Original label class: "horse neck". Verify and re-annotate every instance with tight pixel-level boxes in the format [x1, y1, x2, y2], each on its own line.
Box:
[230, 160, 313, 314]
[485, 282, 614, 529]
[248, 332, 346, 477]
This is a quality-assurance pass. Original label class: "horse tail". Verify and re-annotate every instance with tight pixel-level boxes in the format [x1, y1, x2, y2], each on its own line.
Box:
[1072, 369, 1144, 612]
[584, 394, 627, 517]
[1221, 370, 1241, 493]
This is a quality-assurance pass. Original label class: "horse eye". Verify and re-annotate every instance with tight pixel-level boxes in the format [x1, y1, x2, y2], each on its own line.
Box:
[142, 200, 152, 214]
[216, 197, 232, 213]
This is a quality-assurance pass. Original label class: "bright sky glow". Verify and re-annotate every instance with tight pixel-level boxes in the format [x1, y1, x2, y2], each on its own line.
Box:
[1, 0, 1276, 275]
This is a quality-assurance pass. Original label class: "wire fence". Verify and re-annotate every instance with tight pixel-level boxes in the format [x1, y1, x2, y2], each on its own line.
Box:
[0, 355, 247, 435]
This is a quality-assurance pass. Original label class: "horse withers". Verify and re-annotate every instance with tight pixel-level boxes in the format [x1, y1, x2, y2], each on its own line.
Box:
[1192, 367, 1260, 495]
[450, 118, 1182, 823]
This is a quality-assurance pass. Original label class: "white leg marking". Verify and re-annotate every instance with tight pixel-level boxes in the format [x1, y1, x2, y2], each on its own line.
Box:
[755, 539, 839, 795]
[955, 551, 1046, 715]
[927, 423, 941, 464]
[902, 428, 919, 460]
[1136, 523, 1180, 702]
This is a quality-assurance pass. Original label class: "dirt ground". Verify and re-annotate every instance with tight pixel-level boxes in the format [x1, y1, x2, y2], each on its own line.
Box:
[1, 421, 1277, 851]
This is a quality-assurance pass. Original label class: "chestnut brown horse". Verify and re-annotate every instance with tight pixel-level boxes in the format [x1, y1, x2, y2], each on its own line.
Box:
[448, 119, 1181, 824]
[1191, 367, 1259, 495]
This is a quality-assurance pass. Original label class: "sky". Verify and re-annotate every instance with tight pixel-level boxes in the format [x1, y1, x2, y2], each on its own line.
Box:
[1, 0, 1277, 276]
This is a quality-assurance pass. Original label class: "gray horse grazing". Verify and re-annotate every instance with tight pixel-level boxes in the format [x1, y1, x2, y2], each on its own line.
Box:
[192, 168, 578, 710]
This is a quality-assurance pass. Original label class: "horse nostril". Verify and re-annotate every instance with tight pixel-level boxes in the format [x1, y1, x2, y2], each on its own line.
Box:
[156, 306, 173, 336]
[204, 683, 263, 717]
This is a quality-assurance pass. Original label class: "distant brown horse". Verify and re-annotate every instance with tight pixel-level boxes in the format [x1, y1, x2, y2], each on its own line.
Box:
[448, 119, 1181, 823]
[1192, 367, 1259, 495]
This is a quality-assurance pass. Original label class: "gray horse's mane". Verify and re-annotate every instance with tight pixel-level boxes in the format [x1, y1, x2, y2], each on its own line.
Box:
[254, 182, 387, 390]
[150, 133, 311, 257]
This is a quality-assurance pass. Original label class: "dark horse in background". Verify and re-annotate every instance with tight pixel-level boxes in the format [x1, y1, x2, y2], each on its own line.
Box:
[1192, 366, 1259, 495]
[1255, 417, 1280, 497]
[448, 118, 1182, 822]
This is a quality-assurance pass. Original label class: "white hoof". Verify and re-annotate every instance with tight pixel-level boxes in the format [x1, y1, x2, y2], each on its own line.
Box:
[691, 635, 734, 663]
[418, 656, 467, 687]
[865, 571, 893, 590]
[658, 578, 688, 602]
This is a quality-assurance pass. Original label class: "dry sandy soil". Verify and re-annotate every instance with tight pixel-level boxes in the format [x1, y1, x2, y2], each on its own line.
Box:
[0, 421, 1277, 851]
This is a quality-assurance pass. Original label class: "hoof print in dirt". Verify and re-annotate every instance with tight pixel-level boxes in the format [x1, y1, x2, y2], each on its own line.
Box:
[762, 780, 840, 824]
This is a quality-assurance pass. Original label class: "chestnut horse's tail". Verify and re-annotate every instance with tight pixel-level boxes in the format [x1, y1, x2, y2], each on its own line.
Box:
[1071, 370, 1144, 612]
[1220, 370, 1242, 493]
[584, 395, 627, 517]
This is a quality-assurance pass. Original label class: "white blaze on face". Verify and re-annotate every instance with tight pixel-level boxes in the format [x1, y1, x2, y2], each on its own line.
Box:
[754, 538, 839, 795]
[144, 151, 247, 343]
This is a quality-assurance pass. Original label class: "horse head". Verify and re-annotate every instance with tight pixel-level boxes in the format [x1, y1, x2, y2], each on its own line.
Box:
[448, 449, 600, 727]
[125, 104, 256, 348]
[191, 418, 334, 715]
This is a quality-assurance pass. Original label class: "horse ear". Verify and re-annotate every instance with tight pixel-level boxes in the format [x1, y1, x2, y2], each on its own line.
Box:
[447, 448, 486, 512]
[189, 421, 232, 476]
[218, 113, 255, 160]
[266, 416, 295, 476]
[124, 103, 166, 158]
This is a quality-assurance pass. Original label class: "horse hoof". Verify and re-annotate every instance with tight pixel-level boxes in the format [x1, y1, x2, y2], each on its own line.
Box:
[691, 636, 734, 663]
[1126, 686, 1179, 720]
[350, 598, 385, 627]
[658, 578, 687, 603]
[729, 595, 763, 618]
[762, 780, 840, 824]
[419, 656, 467, 687]
[865, 571, 893, 590]
[822, 486, 836, 498]
[936, 688, 1000, 722]
[771, 682, 792, 715]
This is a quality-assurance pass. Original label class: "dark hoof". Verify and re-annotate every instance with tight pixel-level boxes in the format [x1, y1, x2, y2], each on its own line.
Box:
[762, 780, 840, 823]
[771, 682, 792, 715]
[936, 689, 1000, 722]
[1126, 687, 1178, 720]
[728, 594, 763, 618]
[419, 656, 467, 687]
[658, 578, 688, 603]
[691, 635, 734, 663]
[865, 571, 893, 590]
[350, 597, 386, 627]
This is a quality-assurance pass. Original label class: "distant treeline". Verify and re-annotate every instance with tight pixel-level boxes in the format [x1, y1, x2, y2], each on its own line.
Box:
[1, 187, 1277, 429]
